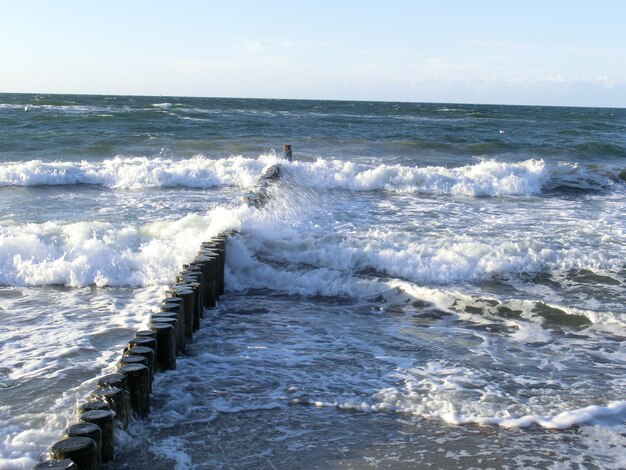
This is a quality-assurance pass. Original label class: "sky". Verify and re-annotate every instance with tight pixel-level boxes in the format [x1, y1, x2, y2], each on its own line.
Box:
[1, 0, 625, 107]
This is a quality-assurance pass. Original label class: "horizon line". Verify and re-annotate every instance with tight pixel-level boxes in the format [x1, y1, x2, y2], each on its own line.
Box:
[0, 90, 624, 110]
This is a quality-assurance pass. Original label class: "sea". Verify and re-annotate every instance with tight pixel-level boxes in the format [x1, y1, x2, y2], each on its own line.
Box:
[0, 94, 624, 469]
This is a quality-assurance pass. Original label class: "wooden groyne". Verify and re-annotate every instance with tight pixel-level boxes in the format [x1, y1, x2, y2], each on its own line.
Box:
[243, 164, 281, 208]
[33, 236, 227, 470]
[33, 161, 286, 469]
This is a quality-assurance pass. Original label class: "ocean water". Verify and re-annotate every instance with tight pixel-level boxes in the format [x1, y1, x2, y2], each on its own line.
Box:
[0, 93, 624, 469]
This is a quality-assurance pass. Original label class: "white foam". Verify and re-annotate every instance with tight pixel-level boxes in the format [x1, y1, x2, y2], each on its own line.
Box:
[224, 215, 624, 308]
[0, 154, 281, 189]
[305, 362, 626, 431]
[284, 158, 549, 196]
[150, 437, 193, 469]
[0, 426, 55, 470]
[0, 206, 244, 287]
[3, 104, 118, 115]
[4, 156, 618, 306]
[1, 156, 620, 195]
[0, 285, 160, 468]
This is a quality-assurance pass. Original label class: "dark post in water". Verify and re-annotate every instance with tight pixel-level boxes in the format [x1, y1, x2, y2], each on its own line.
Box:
[283, 144, 292, 161]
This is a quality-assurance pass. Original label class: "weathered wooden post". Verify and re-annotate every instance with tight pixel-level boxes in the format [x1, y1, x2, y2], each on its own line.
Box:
[151, 312, 181, 355]
[77, 400, 110, 416]
[79, 410, 114, 463]
[212, 235, 227, 295]
[128, 335, 157, 353]
[181, 280, 202, 328]
[118, 355, 147, 368]
[49, 437, 100, 470]
[180, 266, 205, 315]
[202, 249, 221, 302]
[64, 424, 101, 467]
[173, 284, 195, 339]
[91, 386, 130, 430]
[150, 323, 176, 370]
[190, 256, 213, 308]
[284, 144, 292, 161]
[127, 336, 157, 376]
[64, 424, 101, 453]
[118, 364, 151, 418]
[161, 296, 185, 353]
[96, 373, 128, 392]
[127, 345, 156, 383]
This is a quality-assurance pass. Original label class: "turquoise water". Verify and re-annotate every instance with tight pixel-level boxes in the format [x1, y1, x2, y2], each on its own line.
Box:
[0, 94, 624, 469]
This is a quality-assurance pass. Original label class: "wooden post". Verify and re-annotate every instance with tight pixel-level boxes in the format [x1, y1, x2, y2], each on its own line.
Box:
[181, 280, 202, 328]
[203, 255, 219, 308]
[150, 315, 177, 339]
[173, 285, 195, 339]
[79, 410, 115, 463]
[118, 364, 151, 418]
[77, 401, 109, 416]
[128, 336, 157, 354]
[127, 345, 156, 384]
[91, 387, 130, 430]
[284, 144, 292, 161]
[161, 296, 185, 353]
[50, 437, 100, 470]
[97, 373, 128, 392]
[190, 257, 213, 307]
[118, 355, 147, 368]
[151, 314, 181, 354]
[64, 423, 102, 467]
[150, 323, 176, 370]
[133, 330, 157, 340]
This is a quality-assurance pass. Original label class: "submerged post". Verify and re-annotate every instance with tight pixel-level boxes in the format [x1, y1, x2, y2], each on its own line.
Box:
[283, 144, 292, 161]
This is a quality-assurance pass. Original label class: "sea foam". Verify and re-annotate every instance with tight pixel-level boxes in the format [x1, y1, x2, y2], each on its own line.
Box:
[1, 156, 620, 195]
[0, 207, 245, 287]
[283, 158, 548, 196]
[0, 155, 276, 189]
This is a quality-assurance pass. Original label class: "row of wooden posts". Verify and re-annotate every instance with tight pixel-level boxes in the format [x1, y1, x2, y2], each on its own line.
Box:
[32, 235, 229, 470]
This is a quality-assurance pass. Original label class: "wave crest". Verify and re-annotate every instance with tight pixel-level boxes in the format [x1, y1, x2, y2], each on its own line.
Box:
[1, 156, 620, 195]
[287, 158, 620, 196]
[0, 155, 280, 189]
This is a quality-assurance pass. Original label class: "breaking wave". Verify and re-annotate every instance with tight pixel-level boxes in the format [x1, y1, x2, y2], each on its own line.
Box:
[1, 155, 621, 195]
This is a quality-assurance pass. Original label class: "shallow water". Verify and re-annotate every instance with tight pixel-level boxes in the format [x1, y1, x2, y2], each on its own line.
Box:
[110, 293, 624, 469]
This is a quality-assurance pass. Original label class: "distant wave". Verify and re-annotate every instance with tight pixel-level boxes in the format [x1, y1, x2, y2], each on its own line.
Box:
[285, 158, 623, 196]
[0, 155, 278, 189]
[0, 103, 121, 115]
[0, 155, 622, 195]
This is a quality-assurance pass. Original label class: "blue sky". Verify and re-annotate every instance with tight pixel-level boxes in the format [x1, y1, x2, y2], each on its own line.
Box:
[1, 0, 625, 107]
